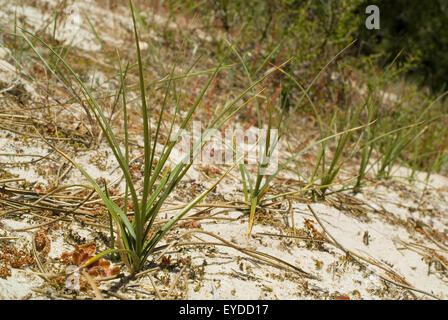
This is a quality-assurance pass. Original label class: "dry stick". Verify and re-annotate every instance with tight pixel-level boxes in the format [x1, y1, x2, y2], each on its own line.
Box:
[406, 241, 448, 254]
[43, 194, 90, 201]
[166, 264, 187, 299]
[355, 250, 410, 283]
[2, 202, 70, 222]
[420, 226, 448, 251]
[172, 230, 317, 279]
[95, 273, 123, 282]
[183, 274, 189, 299]
[152, 228, 314, 278]
[307, 204, 407, 282]
[31, 233, 49, 283]
[306, 204, 441, 300]
[155, 239, 179, 264]
[0, 124, 88, 144]
[178, 240, 314, 278]
[185, 239, 306, 271]
[81, 270, 104, 300]
[126, 287, 158, 297]
[31, 270, 123, 283]
[151, 219, 228, 262]
[0, 178, 26, 184]
[56, 162, 73, 186]
[80, 220, 113, 230]
[135, 266, 160, 279]
[31, 186, 69, 206]
[0, 79, 20, 94]
[13, 189, 96, 232]
[1, 185, 70, 198]
[33, 186, 95, 209]
[1, 197, 91, 216]
[153, 201, 276, 225]
[102, 290, 130, 300]
[31, 287, 89, 300]
[15, 215, 67, 232]
[148, 274, 163, 300]
[154, 217, 234, 264]
[254, 232, 327, 243]
[287, 198, 300, 246]
[0, 152, 54, 166]
[399, 241, 448, 272]
[0, 207, 29, 218]
[0, 236, 18, 241]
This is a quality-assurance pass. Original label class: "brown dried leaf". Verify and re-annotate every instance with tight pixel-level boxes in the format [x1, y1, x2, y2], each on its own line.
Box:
[334, 294, 350, 300]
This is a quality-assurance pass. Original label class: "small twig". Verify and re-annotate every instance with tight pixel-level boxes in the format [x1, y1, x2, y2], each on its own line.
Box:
[166, 264, 187, 299]
[420, 227, 448, 251]
[148, 274, 163, 300]
[31, 233, 49, 282]
[135, 267, 160, 279]
[126, 287, 156, 297]
[183, 274, 189, 299]
[103, 289, 130, 300]
[0, 79, 20, 94]
[0, 236, 19, 241]
[81, 270, 104, 300]
[14, 215, 66, 232]
[174, 230, 317, 279]
[0, 178, 26, 184]
[254, 232, 327, 243]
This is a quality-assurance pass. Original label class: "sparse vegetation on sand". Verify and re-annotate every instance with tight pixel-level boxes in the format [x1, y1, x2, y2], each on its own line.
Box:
[0, 0, 447, 300]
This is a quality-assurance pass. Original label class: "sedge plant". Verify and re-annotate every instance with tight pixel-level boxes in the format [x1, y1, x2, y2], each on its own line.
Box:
[19, 0, 277, 273]
[228, 40, 367, 236]
[308, 103, 364, 199]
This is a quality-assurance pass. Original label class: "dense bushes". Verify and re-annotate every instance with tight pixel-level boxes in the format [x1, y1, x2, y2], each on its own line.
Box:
[182, 0, 447, 92]
[356, 0, 448, 93]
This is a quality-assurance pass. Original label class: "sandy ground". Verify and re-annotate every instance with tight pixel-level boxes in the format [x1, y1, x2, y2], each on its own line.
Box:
[0, 0, 447, 300]
[1, 138, 447, 300]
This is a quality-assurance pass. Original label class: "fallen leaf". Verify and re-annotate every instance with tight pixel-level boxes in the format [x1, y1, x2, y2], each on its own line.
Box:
[334, 295, 350, 300]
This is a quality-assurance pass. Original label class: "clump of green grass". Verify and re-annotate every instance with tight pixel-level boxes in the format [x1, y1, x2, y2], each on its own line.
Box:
[229, 40, 370, 236]
[275, 41, 371, 200]
[309, 103, 363, 199]
[19, 0, 275, 273]
[373, 92, 447, 180]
